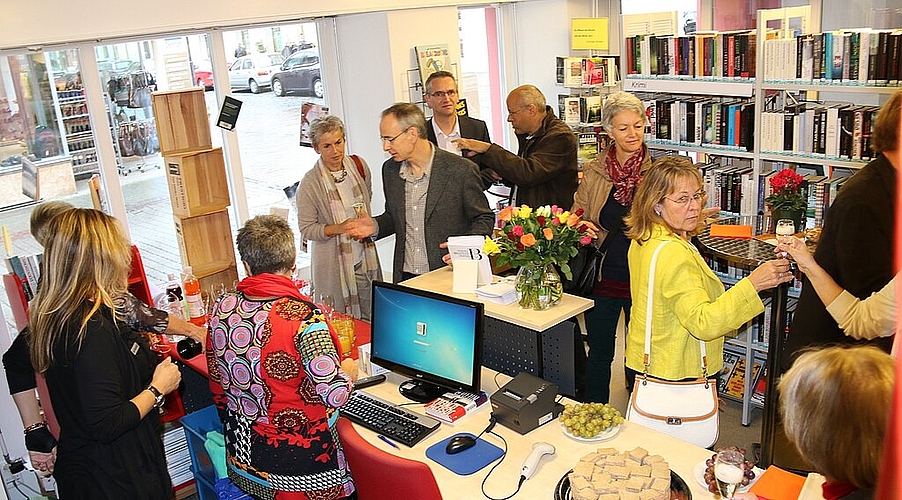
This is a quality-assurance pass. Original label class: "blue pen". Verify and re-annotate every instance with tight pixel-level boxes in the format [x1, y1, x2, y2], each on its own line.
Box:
[377, 434, 400, 449]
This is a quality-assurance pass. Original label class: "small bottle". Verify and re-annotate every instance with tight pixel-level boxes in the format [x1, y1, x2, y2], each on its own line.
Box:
[165, 273, 185, 321]
[183, 266, 207, 327]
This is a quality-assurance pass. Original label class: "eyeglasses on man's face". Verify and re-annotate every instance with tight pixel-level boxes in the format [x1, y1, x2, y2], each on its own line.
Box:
[380, 128, 410, 144]
[663, 190, 706, 206]
[427, 89, 457, 99]
[507, 106, 529, 117]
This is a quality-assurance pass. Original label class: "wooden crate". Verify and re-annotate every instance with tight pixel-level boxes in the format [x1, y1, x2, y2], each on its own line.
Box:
[152, 88, 212, 156]
[166, 148, 230, 217]
[174, 210, 236, 277]
[198, 264, 240, 298]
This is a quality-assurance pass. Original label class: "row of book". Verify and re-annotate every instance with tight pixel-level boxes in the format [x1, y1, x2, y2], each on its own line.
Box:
[763, 29, 902, 83]
[624, 31, 757, 79]
[556, 94, 603, 126]
[698, 161, 757, 216]
[758, 102, 880, 161]
[555, 56, 620, 87]
[719, 348, 765, 402]
[639, 96, 755, 151]
[4, 252, 41, 301]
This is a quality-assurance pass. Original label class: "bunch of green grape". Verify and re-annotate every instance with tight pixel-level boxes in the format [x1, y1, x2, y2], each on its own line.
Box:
[559, 403, 625, 438]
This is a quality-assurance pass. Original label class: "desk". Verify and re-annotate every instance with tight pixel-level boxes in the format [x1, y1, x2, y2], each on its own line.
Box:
[354, 367, 713, 499]
[401, 268, 594, 397]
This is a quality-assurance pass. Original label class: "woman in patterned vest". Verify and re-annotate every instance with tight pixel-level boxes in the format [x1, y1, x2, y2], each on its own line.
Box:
[207, 215, 358, 500]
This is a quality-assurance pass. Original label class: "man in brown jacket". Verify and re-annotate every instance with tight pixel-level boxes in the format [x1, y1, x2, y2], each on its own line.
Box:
[455, 84, 578, 209]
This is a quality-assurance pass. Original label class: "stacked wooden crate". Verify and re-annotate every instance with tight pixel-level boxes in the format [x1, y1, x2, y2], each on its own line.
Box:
[152, 88, 239, 294]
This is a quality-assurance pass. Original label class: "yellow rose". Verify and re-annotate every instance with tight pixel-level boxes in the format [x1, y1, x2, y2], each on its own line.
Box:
[519, 205, 533, 218]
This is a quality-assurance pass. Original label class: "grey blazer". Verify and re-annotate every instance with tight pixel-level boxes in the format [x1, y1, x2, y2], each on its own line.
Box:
[374, 147, 495, 282]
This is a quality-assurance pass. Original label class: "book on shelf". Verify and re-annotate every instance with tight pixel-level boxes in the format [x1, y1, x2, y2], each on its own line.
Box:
[751, 368, 767, 407]
[424, 390, 489, 425]
[579, 95, 602, 125]
[578, 132, 599, 165]
[415, 44, 451, 87]
[563, 96, 581, 126]
[723, 356, 764, 400]
[719, 350, 742, 394]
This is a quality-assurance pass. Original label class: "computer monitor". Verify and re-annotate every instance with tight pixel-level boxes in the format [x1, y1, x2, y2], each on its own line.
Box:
[369, 281, 484, 403]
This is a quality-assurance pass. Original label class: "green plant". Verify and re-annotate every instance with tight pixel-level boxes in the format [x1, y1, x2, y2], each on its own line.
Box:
[764, 168, 807, 211]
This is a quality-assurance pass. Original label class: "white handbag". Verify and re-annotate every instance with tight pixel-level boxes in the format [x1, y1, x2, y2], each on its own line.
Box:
[625, 240, 720, 449]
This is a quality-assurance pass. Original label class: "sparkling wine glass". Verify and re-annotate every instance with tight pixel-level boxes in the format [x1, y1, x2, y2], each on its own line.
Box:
[714, 449, 745, 499]
[775, 219, 795, 258]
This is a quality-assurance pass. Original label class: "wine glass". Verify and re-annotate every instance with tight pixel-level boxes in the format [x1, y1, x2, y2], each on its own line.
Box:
[318, 293, 335, 319]
[775, 219, 795, 258]
[714, 449, 746, 499]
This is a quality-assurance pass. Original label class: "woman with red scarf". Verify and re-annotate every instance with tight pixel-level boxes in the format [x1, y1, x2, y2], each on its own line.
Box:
[571, 91, 651, 403]
[207, 215, 358, 500]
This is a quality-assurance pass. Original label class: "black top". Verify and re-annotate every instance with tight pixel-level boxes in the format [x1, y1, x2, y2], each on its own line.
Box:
[598, 188, 630, 283]
[47, 305, 172, 499]
[785, 154, 896, 369]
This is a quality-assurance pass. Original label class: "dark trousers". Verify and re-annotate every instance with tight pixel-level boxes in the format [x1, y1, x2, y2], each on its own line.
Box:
[583, 296, 631, 403]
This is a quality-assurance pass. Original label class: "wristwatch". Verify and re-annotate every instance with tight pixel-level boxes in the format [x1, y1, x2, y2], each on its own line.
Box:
[146, 385, 165, 409]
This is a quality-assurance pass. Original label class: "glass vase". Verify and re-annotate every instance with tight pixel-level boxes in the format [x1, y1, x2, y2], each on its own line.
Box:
[515, 262, 563, 310]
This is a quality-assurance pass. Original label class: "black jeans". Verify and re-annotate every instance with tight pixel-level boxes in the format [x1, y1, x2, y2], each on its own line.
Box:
[583, 296, 631, 403]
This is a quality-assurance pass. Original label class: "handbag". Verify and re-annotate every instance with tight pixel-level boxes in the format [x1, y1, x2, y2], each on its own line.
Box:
[562, 234, 611, 296]
[625, 240, 720, 448]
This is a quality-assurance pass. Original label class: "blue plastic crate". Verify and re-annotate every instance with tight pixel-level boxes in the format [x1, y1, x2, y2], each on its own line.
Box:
[180, 405, 223, 500]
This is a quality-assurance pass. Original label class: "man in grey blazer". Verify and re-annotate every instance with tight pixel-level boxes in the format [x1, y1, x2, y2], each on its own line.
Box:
[346, 103, 495, 282]
[423, 71, 494, 189]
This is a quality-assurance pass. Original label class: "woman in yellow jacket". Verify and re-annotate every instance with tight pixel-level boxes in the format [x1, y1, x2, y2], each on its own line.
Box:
[622, 156, 793, 382]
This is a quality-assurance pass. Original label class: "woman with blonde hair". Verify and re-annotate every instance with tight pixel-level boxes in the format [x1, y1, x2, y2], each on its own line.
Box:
[623, 156, 792, 383]
[28, 208, 181, 498]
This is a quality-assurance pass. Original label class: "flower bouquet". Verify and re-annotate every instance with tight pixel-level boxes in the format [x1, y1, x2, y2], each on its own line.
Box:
[487, 205, 593, 309]
[764, 168, 806, 231]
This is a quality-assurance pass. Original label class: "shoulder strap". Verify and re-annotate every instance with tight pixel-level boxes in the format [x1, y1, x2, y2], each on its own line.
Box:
[350, 154, 365, 180]
[642, 240, 708, 378]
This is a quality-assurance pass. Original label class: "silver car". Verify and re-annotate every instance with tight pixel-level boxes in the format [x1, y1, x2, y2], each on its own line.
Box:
[228, 53, 285, 93]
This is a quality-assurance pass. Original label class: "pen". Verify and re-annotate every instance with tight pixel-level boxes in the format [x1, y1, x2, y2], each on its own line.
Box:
[377, 434, 400, 449]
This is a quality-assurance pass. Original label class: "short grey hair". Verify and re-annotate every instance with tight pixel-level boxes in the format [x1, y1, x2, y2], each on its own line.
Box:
[382, 103, 427, 138]
[309, 115, 345, 148]
[236, 215, 296, 276]
[601, 91, 646, 133]
[510, 85, 546, 110]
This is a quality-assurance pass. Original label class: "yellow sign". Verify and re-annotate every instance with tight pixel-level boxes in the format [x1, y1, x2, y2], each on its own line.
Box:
[571, 18, 609, 51]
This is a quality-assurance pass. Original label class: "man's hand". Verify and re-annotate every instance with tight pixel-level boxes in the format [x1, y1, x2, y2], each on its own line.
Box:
[439, 241, 452, 266]
[346, 216, 376, 240]
[453, 138, 491, 156]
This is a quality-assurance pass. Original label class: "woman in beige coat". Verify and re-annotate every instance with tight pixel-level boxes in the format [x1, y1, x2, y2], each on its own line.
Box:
[297, 116, 381, 320]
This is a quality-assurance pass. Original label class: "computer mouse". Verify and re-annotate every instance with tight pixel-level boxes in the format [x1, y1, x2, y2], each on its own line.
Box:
[445, 434, 477, 455]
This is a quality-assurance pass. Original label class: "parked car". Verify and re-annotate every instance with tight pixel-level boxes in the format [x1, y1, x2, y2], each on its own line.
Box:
[270, 49, 323, 98]
[228, 52, 284, 93]
[193, 63, 214, 89]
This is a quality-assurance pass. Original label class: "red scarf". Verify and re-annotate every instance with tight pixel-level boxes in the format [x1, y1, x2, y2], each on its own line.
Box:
[822, 481, 858, 500]
[606, 145, 646, 205]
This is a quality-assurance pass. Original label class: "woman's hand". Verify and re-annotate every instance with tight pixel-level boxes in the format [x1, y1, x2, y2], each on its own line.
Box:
[775, 236, 816, 274]
[581, 220, 599, 240]
[29, 448, 56, 476]
[340, 357, 359, 382]
[150, 357, 181, 395]
[324, 219, 352, 238]
[747, 258, 794, 292]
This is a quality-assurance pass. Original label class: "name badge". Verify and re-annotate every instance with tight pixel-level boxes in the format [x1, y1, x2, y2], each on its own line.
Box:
[130, 342, 140, 355]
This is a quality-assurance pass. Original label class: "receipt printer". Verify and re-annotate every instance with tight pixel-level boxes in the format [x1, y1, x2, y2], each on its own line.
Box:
[490, 372, 562, 434]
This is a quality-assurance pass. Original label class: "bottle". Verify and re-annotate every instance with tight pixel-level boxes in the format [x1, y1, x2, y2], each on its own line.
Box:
[165, 273, 185, 321]
[183, 266, 207, 327]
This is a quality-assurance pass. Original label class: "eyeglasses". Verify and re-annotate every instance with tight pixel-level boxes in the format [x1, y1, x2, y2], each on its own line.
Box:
[380, 128, 410, 144]
[663, 191, 706, 205]
[507, 107, 529, 117]
[427, 89, 457, 98]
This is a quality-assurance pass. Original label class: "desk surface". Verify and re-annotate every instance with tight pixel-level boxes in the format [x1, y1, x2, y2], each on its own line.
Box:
[354, 367, 714, 500]
[402, 267, 594, 332]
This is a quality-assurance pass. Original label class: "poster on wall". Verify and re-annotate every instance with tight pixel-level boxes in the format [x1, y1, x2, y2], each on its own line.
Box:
[415, 44, 452, 87]
[571, 18, 610, 51]
[299, 102, 329, 147]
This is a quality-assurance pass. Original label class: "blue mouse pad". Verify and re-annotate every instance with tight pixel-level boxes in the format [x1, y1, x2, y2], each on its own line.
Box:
[425, 433, 504, 476]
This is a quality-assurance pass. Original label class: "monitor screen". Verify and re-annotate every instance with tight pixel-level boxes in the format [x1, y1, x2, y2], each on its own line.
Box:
[369, 281, 483, 403]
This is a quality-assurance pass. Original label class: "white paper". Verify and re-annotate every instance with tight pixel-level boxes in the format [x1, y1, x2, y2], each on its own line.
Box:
[474, 281, 517, 305]
[452, 259, 479, 293]
[446, 235, 493, 285]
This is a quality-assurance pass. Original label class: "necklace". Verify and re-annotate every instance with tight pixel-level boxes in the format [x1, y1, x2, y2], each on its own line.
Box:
[330, 168, 348, 183]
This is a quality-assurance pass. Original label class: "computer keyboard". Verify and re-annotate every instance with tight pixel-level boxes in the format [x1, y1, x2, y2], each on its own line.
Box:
[342, 391, 441, 447]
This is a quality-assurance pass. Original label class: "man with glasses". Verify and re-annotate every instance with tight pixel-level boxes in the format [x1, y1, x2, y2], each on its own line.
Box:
[423, 71, 493, 187]
[455, 84, 578, 209]
[346, 103, 494, 282]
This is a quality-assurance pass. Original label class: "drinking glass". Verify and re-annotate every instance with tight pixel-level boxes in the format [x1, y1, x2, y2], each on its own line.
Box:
[332, 307, 356, 359]
[775, 219, 795, 258]
[352, 201, 367, 217]
[714, 449, 745, 499]
[318, 294, 335, 319]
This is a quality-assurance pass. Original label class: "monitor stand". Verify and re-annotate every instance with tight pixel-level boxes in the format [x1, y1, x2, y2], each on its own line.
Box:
[398, 379, 447, 403]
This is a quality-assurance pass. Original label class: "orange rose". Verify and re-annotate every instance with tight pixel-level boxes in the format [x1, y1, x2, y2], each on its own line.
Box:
[498, 206, 513, 222]
[520, 233, 537, 247]
[543, 227, 554, 240]
[566, 214, 580, 227]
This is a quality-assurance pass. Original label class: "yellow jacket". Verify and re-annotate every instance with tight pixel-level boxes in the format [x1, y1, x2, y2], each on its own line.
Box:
[625, 225, 764, 380]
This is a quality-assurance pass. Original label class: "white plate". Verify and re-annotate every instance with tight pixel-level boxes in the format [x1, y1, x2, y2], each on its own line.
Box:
[693, 460, 764, 494]
[559, 422, 622, 442]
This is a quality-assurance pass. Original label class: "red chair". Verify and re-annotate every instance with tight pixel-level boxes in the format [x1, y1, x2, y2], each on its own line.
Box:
[336, 417, 443, 500]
